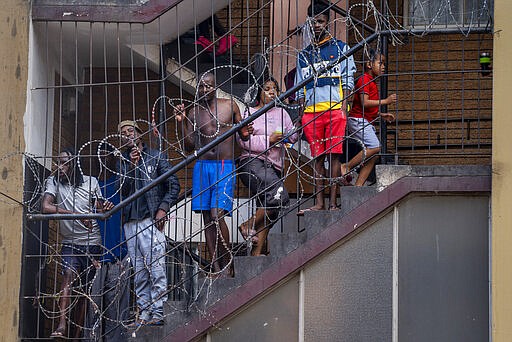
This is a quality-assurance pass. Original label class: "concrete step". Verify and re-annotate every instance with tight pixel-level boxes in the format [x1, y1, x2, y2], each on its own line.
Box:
[300, 186, 378, 238]
[193, 276, 238, 307]
[127, 300, 197, 341]
[267, 231, 306, 257]
[375, 164, 491, 191]
[130, 185, 384, 340]
[233, 255, 275, 283]
[166, 39, 248, 78]
[166, 39, 250, 99]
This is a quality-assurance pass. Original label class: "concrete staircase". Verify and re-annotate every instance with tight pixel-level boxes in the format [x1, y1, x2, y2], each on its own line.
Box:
[127, 164, 491, 341]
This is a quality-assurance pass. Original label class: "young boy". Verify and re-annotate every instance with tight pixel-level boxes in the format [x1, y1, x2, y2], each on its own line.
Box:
[294, 2, 356, 214]
[341, 50, 397, 186]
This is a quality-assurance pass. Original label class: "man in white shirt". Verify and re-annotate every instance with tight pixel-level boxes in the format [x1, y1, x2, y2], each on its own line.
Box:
[42, 147, 113, 339]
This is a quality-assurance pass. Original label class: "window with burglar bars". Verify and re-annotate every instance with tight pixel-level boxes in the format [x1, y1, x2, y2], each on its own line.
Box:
[405, 0, 493, 27]
[19, 0, 493, 339]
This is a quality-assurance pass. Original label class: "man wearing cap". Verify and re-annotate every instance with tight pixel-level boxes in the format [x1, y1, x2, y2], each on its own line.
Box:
[117, 120, 180, 326]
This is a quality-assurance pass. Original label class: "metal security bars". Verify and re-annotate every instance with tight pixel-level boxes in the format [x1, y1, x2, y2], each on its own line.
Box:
[18, 0, 493, 340]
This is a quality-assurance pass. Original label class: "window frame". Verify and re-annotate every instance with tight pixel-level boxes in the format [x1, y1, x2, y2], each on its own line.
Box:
[403, 0, 492, 28]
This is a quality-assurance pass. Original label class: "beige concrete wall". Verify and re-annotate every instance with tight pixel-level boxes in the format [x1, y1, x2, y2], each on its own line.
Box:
[492, 0, 512, 340]
[0, 0, 29, 341]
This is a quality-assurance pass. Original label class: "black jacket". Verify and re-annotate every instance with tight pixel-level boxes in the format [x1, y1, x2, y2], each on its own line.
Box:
[119, 144, 180, 222]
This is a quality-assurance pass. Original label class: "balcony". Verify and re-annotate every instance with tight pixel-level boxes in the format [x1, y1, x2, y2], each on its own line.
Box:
[18, 0, 493, 340]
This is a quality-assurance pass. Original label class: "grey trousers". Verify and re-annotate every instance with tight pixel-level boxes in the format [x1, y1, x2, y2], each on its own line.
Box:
[123, 218, 167, 321]
[85, 256, 130, 341]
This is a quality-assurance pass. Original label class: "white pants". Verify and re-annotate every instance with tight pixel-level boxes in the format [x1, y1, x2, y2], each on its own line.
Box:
[123, 218, 167, 321]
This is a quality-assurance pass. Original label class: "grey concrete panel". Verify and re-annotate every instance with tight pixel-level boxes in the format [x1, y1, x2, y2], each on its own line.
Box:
[376, 165, 491, 191]
[398, 195, 489, 342]
[210, 274, 300, 342]
[304, 212, 394, 342]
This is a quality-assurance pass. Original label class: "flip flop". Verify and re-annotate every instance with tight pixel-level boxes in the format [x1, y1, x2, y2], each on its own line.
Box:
[147, 318, 164, 326]
[238, 222, 259, 243]
[50, 328, 65, 338]
[339, 163, 354, 186]
[338, 174, 353, 186]
[296, 207, 323, 216]
[127, 318, 149, 329]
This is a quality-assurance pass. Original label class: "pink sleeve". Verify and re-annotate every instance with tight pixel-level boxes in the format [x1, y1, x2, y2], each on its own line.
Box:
[238, 132, 270, 153]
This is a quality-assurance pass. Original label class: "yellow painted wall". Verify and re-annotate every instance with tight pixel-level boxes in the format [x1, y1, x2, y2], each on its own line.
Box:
[0, 0, 29, 341]
[492, 0, 512, 340]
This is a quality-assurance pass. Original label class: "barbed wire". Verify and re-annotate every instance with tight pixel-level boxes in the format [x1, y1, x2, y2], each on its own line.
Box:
[9, 1, 494, 338]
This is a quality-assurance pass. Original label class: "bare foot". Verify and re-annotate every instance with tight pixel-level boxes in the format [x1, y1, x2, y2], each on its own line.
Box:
[297, 205, 325, 216]
[339, 163, 353, 185]
[238, 220, 259, 243]
[50, 326, 66, 339]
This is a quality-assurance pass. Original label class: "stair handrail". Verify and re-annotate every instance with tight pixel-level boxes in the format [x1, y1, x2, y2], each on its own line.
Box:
[27, 26, 491, 222]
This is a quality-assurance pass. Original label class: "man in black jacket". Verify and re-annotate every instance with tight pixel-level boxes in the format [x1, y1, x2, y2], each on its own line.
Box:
[118, 120, 180, 326]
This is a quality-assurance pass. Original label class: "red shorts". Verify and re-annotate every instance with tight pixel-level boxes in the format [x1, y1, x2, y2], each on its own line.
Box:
[301, 109, 347, 157]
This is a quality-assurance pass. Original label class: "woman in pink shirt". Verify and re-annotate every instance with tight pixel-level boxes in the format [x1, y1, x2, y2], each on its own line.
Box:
[237, 78, 298, 256]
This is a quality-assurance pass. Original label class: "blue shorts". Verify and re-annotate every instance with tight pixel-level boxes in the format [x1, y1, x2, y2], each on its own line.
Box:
[347, 117, 381, 149]
[61, 244, 101, 285]
[192, 160, 235, 214]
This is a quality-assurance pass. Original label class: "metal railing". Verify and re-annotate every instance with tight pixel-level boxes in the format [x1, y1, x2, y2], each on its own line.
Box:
[19, 0, 493, 339]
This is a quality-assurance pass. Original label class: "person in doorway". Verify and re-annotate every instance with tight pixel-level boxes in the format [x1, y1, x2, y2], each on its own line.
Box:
[85, 147, 129, 341]
[195, 14, 238, 56]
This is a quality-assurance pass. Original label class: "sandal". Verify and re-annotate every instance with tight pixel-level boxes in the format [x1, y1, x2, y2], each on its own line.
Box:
[147, 318, 164, 326]
[127, 318, 149, 329]
[339, 163, 354, 186]
[296, 207, 323, 216]
[50, 327, 65, 339]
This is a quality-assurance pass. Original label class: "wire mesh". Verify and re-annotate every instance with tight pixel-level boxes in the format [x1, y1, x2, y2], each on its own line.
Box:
[16, 0, 493, 339]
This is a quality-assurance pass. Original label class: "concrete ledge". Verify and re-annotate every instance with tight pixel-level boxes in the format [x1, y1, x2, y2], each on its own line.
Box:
[375, 164, 491, 191]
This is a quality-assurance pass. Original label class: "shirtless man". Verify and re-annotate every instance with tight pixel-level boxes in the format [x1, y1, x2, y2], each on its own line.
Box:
[175, 72, 253, 274]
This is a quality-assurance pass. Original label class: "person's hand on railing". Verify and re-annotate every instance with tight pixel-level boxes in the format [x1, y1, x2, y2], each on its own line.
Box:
[384, 93, 397, 105]
[99, 199, 114, 212]
[380, 112, 395, 123]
